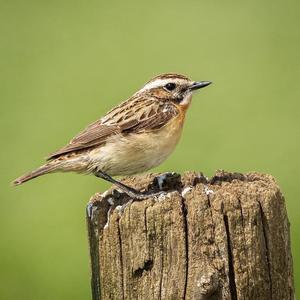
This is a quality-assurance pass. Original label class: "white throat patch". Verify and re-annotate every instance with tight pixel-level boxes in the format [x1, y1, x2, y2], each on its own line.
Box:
[181, 92, 193, 106]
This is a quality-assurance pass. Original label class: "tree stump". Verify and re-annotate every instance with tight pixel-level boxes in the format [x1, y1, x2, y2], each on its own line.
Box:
[86, 171, 294, 300]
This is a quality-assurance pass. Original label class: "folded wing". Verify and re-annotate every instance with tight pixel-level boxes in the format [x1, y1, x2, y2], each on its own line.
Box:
[47, 97, 178, 160]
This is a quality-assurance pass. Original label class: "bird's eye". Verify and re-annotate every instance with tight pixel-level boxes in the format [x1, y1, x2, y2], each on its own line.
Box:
[164, 83, 176, 91]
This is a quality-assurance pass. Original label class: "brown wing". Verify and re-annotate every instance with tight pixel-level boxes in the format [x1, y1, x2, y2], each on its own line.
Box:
[47, 96, 178, 160]
[47, 121, 120, 159]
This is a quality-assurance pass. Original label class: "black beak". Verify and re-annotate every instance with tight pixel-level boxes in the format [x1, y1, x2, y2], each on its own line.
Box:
[189, 81, 212, 91]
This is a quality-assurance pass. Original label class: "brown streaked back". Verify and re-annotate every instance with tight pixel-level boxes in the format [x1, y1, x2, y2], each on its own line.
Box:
[47, 96, 179, 160]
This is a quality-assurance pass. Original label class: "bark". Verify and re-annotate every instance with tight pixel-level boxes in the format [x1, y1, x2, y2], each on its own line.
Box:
[86, 171, 294, 300]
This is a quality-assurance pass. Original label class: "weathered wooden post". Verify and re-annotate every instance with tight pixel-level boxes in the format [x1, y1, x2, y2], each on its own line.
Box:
[86, 171, 294, 300]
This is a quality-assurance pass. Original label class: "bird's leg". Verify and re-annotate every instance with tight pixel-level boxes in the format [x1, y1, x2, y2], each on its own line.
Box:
[94, 170, 163, 200]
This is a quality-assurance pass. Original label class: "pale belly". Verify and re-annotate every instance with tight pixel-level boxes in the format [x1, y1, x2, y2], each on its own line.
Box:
[87, 117, 184, 176]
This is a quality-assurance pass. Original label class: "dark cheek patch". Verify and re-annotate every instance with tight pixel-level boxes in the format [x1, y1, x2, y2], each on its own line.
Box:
[175, 96, 184, 103]
[176, 88, 188, 103]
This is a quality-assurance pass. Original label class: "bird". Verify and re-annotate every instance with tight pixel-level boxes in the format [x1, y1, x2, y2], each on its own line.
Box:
[13, 73, 211, 199]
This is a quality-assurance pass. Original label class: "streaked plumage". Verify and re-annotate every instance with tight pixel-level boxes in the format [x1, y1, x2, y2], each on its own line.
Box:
[48, 96, 178, 159]
[13, 73, 211, 198]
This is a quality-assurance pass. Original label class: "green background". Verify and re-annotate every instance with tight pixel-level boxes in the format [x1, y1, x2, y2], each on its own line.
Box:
[1, 0, 299, 299]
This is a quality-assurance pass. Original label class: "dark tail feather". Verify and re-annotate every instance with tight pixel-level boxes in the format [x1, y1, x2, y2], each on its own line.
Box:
[12, 162, 60, 186]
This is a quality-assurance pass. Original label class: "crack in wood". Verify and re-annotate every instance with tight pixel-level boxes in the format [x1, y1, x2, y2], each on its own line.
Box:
[223, 214, 238, 300]
[181, 197, 189, 300]
[158, 230, 164, 299]
[258, 201, 273, 300]
[117, 217, 125, 300]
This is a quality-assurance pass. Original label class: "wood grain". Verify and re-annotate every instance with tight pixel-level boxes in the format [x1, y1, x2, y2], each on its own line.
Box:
[86, 171, 294, 300]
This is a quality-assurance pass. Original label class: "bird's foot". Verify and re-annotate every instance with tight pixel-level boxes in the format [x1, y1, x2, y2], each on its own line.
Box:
[95, 170, 167, 201]
[127, 189, 167, 200]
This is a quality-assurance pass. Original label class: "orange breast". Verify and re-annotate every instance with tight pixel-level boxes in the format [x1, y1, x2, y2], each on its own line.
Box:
[174, 103, 188, 126]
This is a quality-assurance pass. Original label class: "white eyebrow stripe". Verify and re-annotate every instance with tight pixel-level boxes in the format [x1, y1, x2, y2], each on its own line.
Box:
[140, 78, 186, 91]
[140, 79, 172, 91]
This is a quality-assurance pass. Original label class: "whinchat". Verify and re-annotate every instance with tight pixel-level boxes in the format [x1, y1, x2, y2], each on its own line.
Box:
[13, 73, 211, 198]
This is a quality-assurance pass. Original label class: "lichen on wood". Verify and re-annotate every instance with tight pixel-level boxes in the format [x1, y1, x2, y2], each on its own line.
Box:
[86, 171, 294, 300]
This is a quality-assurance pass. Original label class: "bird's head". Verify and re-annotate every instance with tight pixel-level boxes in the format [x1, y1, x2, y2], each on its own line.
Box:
[138, 73, 212, 107]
